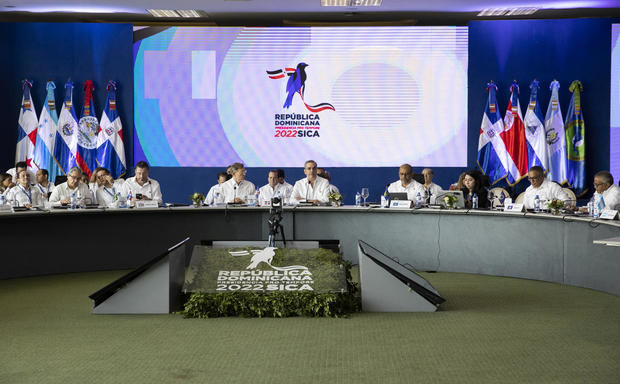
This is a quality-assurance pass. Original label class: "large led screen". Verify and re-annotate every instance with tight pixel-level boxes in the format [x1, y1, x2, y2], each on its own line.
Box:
[611, 24, 620, 182]
[134, 27, 468, 167]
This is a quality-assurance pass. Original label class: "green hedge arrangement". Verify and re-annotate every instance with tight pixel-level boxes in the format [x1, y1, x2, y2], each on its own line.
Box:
[181, 261, 360, 318]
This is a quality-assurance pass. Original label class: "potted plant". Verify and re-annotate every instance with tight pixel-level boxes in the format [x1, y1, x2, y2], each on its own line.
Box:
[443, 194, 458, 209]
[190, 192, 205, 207]
[547, 199, 564, 215]
[328, 192, 343, 207]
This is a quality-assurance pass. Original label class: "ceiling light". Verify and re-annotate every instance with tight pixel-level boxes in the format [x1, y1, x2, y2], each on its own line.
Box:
[321, 0, 381, 6]
[176, 10, 203, 18]
[478, 7, 539, 16]
[147, 9, 180, 17]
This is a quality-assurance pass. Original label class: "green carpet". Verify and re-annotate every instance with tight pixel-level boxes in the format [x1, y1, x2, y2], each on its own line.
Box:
[1, 271, 619, 384]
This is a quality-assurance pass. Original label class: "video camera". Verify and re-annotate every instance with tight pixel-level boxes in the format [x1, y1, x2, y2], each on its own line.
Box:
[270, 196, 283, 215]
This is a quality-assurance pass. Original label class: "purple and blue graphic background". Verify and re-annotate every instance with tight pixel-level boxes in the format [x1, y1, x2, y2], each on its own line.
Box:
[611, 24, 620, 183]
[134, 26, 468, 167]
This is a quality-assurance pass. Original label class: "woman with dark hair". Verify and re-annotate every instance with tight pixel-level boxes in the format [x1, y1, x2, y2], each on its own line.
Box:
[461, 170, 490, 209]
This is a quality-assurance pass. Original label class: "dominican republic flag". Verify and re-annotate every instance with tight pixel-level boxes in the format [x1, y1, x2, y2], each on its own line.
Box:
[477, 81, 509, 185]
[77, 80, 98, 178]
[544, 80, 568, 184]
[96, 81, 126, 178]
[54, 80, 79, 174]
[33, 81, 62, 183]
[523, 80, 549, 171]
[500, 81, 528, 185]
[16, 79, 38, 172]
[565, 80, 586, 194]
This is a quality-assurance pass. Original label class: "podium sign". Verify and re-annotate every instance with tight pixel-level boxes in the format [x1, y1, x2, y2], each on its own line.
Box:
[184, 246, 347, 293]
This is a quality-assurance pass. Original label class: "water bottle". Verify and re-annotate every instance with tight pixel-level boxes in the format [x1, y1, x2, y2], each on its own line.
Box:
[472, 193, 479, 209]
[415, 192, 422, 208]
[255, 190, 260, 206]
[70, 192, 77, 210]
[0, 194, 5, 207]
[381, 186, 389, 208]
[127, 191, 133, 207]
[534, 194, 541, 213]
[276, 190, 282, 206]
[214, 192, 222, 206]
[355, 191, 361, 207]
[587, 198, 594, 216]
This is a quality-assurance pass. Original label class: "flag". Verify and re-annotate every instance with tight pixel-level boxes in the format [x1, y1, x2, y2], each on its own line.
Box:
[500, 81, 528, 185]
[15, 79, 38, 172]
[33, 81, 62, 183]
[523, 79, 549, 171]
[54, 80, 79, 174]
[565, 80, 586, 194]
[76, 80, 98, 178]
[96, 81, 127, 178]
[544, 80, 568, 184]
[477, 81, 509, 185]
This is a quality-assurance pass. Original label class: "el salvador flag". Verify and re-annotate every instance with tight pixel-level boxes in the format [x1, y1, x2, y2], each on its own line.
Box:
[33, 81, 62, 183]
[544, 80, 568, 184]
[16, 79, 38, 171]
[477, 81, 509, 185]
[565, 80, 586, 194]
[54, 80, 79, 174]
[76, 80, 99, 178]
[523, 80, 549, 171]
[96, 81, 126, 178]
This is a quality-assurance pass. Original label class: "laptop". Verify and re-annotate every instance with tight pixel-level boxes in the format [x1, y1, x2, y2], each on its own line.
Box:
[435, 190, 466, 209]
[388, 192, 409, 205]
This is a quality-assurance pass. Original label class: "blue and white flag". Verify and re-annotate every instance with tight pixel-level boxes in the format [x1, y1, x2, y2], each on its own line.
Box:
[33, 81, 62, 183]
[16, 79, 38, 172]
[54, 80, 79, 174]
[523, 80, 549, 171]
[544, 80, 568, 184]
[477, 81, 509, 185]
[77, 80, 98, 178]
[565, 80, 586, 194]
[96, 81, 126, 178]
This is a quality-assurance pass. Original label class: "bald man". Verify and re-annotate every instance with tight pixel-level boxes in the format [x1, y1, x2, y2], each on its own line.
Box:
[388, 164, 425, 200]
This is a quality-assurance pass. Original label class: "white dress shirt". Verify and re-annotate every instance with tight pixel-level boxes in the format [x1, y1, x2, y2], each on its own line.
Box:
[49, 182, 93, 205]
[35, 182, 55, 201]
[423, 182, 443, 198]
[292, 176, 330, 204]
[95, 181, 130, 207]
[205, 183, 223, 206]
[388, 179, 425, 201]
[523, 179, 569, 209]
[221, 178, 256, 203]
[594, 184, 620, 210]
[259, 183, 292, 206]
[125, 177, 163, 204]
[5, 185, 43, 207]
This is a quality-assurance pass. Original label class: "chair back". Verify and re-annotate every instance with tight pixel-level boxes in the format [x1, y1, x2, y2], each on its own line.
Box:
[514, 192, 526, 204]
[563, 188, 577, 205]
[489, 187, 510, 206]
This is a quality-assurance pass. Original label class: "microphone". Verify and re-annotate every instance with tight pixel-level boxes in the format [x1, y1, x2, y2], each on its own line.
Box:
[306, 180, 311, 202]
[233, 185, 237, 202]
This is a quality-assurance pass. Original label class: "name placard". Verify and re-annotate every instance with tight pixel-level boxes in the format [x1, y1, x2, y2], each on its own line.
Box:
[135, 200, 159, 209]
[390, 200, 413, 209]
[599, 209, 619, 220]
[504, 203, 524, 212]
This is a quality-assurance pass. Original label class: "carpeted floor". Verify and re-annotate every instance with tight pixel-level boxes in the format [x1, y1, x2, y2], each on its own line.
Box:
[1, 270, 619, 384]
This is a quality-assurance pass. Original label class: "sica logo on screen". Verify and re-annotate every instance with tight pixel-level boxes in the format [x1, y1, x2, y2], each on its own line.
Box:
[267, 62, 335, 139]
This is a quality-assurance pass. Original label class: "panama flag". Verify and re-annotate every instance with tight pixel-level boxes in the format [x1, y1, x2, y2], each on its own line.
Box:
[477, 81, 509, 185]
[16, 79, 38, 171]
[33, 81, 62, 183]
[96, 81, 126, 178]
[500, 81, 528, 185]
[76, 80, 98, 178]
[523, 80, 549, 171]
[544, 80, 568, 184]
[565, 80, 586, 194]
[54, 80, 79, 174]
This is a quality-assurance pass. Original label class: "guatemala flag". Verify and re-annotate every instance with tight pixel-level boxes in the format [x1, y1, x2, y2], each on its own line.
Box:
[477, 81, 509, 185]
[54, 80, 79, 174]
[33, 81, 62, 183]
[96, 81, 126, 178]
[544, 80, 568, 184]
[16, 79, 38, 172]
[500, 81, 528, 185]
[523, 80, 549, 171]
[77, 80, 98, 178]
[565, 80, 586, 195]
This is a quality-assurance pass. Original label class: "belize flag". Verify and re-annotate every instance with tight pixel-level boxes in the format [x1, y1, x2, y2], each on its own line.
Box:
[477, 81, 509, 185]
[33, 81, 62, 183]
[54, 80, 79, 174]
[544, 80, 568, 184]
[16, 79, 38, 171]
[500, 81, 528, 185]
[77, 80, 98, 178]
[96, 81, 126, 178]
[565, 80, 586, 194]
[523, 80, 549, 171]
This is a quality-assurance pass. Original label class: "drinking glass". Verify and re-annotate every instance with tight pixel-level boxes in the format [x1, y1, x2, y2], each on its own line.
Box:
[361, 188, 369, 206]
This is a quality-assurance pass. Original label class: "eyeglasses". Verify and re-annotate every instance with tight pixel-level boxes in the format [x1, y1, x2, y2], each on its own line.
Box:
[528, 176, 541, 180]
[593, 182, 607, 187]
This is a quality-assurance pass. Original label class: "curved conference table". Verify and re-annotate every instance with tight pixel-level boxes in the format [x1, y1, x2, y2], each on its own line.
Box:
[2, 206, 619, 296]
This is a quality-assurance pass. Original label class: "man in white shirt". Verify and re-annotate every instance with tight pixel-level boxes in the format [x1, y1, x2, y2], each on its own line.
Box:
[276, 169, 294, 204]
[6, 161, 36, 184]
[49, 167, 93, 206]
[221, 162, 256, 204]
[422, 168, 443, 200]
[35, 169, 55, 201]
[205, 172, 230, 206]
[6, 170, 43, 208]
[388, 163, 425, 200]
[591, 171, 620, 210]
[523, 166, 570, 209]
[125, 161, 163, 204]
[259, 170, 292, 206]
[292, 160, 330, 205]
[94, 170, 129, 207]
